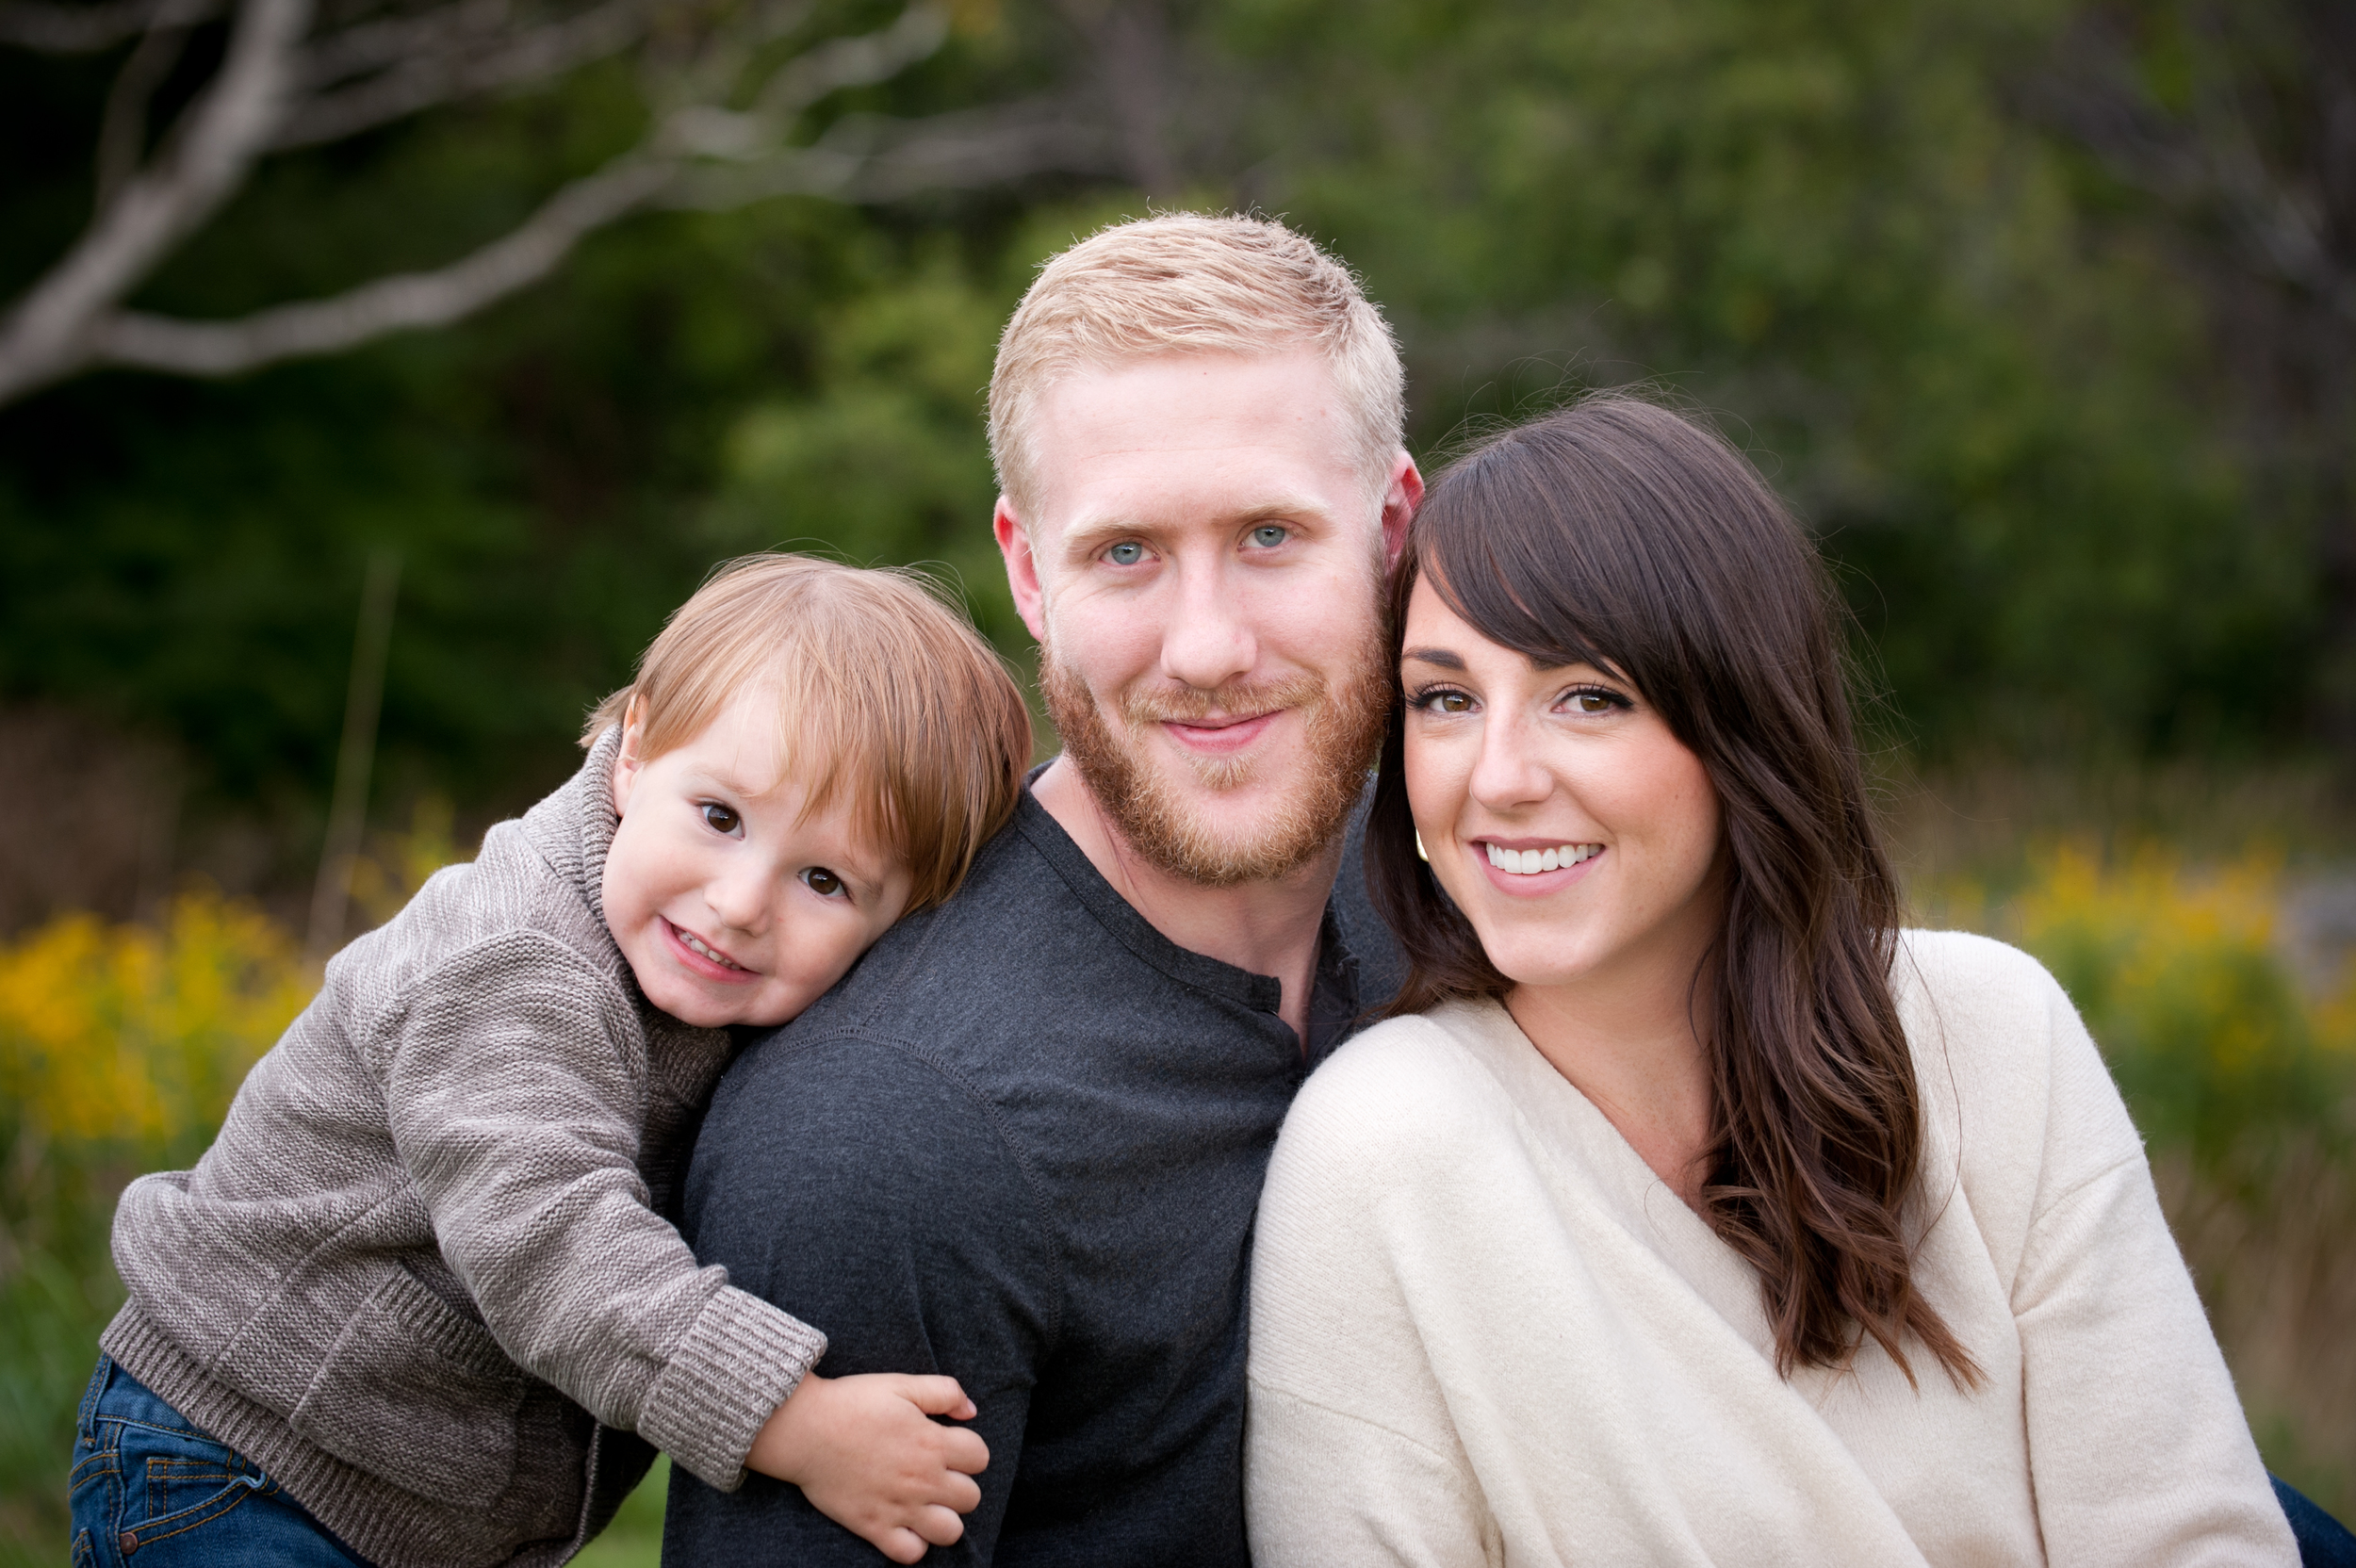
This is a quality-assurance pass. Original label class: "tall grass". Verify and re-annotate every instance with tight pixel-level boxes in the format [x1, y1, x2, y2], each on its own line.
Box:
[0, 842, 2348, 1560]
[0, 890, 310, 1562]
[1968, 845, 2356, 1516]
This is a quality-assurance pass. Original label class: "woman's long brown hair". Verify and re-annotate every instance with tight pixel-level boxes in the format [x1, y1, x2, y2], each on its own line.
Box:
[1367, 395, 1979, 1389]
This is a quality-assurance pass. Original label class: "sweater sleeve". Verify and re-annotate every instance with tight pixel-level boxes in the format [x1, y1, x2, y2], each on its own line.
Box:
[1247, 1025, 1501, 1568]
[381, 930, 826, 1492]
[2006, 970, 2298, 1567]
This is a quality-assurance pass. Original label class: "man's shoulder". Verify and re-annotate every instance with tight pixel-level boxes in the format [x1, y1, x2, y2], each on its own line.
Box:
[775, 809, 1127, 1047]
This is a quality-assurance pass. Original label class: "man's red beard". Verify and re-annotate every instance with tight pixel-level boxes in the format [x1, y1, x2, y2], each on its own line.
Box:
[1039, 628, 1393, 889]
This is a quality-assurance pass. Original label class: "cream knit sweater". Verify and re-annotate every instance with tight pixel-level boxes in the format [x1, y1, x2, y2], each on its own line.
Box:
[1246, 930, 2295, 1567]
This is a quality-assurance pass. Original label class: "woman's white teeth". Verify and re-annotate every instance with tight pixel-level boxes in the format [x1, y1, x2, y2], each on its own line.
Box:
[679, 927, 742, 969]
[1485, 842, 1600, 874]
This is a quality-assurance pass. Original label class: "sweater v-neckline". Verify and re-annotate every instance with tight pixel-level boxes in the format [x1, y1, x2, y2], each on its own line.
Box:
[1437, 996, 1784, 1366]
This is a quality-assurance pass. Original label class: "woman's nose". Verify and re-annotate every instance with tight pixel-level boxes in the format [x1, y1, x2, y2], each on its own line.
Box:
[1467, 710, 1552, 811]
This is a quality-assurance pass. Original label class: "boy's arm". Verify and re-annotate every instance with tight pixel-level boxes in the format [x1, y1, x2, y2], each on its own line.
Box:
[662, 1027, 1060, 1567]
[383, 931, 823, 1490]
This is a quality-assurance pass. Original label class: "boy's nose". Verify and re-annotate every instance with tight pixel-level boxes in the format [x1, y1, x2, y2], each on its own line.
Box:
[705, 868, 774, 934]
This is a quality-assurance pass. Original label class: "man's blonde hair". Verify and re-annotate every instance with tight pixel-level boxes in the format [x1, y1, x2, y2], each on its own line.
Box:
[585, 554, 1032, 912]
[988, 212, 1406, 520]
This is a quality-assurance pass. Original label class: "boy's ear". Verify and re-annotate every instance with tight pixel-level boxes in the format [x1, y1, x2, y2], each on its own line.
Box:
[611, 699, 646, 817]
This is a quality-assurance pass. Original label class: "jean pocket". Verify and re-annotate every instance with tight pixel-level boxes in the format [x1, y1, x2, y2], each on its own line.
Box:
[101, 1413, 270, 1556]
[289, 1266, 526, 1510]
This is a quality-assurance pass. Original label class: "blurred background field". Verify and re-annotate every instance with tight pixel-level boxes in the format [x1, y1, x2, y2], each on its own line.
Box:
[3, 0, 2353, 1559]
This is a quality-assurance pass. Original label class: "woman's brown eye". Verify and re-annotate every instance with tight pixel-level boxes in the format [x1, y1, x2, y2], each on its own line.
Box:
[1439, 693, 1470, 713]
[803, 868, 843, 897]
[701, 803, 741, 834]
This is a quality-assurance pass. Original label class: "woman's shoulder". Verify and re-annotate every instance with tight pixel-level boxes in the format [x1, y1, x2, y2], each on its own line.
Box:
[1283, 1001, 1523, 1169]
[1890, 928, 2083, 1057]
[1890, 928, 2142, 1189]
[1311, 999, 1514, 1097]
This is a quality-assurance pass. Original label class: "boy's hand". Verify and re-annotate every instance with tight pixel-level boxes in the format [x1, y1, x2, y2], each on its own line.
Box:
[745, 1372, 990, 1564]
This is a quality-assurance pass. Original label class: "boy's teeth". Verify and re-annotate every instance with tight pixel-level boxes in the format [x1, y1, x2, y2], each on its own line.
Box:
[1485, 842, 1600, 875]
[679, 927, 742, 969]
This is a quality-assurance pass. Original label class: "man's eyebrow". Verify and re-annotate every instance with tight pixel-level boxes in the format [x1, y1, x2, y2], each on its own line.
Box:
[1059, 495, 1338, 558]
[1059, 515, 1156, 559]
[1400, 646, 1466, 671]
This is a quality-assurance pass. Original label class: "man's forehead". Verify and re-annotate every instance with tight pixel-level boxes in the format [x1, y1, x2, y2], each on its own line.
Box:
[1033, 351, 1347, 447]
[1025, 351, 1366, 527]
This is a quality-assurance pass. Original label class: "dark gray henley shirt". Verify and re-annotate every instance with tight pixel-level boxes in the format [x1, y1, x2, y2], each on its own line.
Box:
[662, 784, 1402, 1565]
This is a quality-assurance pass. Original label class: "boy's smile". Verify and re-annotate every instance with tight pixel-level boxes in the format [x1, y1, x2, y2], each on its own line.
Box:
[601, 688, 914, 1028]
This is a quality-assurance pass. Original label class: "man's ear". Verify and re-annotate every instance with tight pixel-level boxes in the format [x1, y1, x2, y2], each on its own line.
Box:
[995, 498, 1051, 643]
[1380, 449, 1424, 570]
[611, 698, 646, 818]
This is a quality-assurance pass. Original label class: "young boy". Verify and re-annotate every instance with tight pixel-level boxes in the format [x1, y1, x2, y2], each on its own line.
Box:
[71, 555, 1037, 1568]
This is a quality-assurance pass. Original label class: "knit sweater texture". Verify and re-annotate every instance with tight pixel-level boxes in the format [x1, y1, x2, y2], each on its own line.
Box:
[1247, 929, 2297, 1567]
[101, 727, 826, 1568]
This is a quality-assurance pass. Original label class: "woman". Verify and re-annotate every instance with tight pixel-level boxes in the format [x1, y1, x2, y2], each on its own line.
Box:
[1245, 397, 2300, 1565]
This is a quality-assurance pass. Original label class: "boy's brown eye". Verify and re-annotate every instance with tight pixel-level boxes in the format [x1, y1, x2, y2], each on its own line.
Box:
[700, 803, 741, 835]
[802, 867, 843, 898]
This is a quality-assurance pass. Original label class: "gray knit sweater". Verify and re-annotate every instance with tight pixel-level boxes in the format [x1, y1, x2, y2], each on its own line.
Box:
[101, 727, 827, 1568]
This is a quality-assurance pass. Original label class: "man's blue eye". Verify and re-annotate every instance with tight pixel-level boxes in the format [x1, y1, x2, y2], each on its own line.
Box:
[1105, 542, 1145, 566]
[1251, 524, 1287, 547]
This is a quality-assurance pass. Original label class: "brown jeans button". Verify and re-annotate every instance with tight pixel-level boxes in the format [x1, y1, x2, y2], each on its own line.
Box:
[120, 1531, 139, 1554]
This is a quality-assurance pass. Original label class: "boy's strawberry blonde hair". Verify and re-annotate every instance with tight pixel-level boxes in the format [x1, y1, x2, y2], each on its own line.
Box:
[585, 554, 1033, 911]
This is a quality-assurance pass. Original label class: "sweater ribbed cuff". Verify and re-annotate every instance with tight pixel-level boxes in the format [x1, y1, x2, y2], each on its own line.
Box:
[636, 1286, 826, 1491]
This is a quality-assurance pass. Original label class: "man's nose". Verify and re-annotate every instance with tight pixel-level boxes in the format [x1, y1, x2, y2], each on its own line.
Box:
[1157, 556, 1257, 694]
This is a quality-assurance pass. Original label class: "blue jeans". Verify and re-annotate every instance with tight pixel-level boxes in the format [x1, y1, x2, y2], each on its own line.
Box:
[2280, 1476, 2356, 1568]
[69, 1357, 371, 1568]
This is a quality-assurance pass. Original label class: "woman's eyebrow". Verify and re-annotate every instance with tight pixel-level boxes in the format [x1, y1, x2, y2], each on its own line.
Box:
[1400, 646, 1466, 671]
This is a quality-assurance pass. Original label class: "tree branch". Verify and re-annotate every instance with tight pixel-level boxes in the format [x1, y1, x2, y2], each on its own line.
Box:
[84, 96, 1103, 380]
[91, 153, 674, 372]
[273, 0, 650, 149]
[0, 0, 214, 52]
[0, 0, 1114, 403]
[94, 0, 214, 204]
[667, 100, 1104, 207]
[0, 0, 312, 403]
[2031, 5, 2356, 329]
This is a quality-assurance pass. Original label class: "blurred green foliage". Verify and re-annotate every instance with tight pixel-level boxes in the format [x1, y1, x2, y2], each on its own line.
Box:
[5, 0, 2354, 1544]
[2, 0, 2344, 870]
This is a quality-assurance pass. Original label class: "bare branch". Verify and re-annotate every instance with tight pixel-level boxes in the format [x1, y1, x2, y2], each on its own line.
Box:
[91, 154, 674, 372]
[0, 0, 215, 52]
[86, 97, 1103, 380]
[0, 0, 1117, 403]
[2031, 6, 2356, 329]
[668, 100, 1105, 207]
[0, 0, 313, 403]
[95, 0, 214, 203]
[273, 0, 649, 149]
[753, 0, 943, 118]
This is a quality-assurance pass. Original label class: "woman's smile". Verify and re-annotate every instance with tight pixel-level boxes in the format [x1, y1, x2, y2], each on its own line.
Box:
[1470, 838, 1607, 893]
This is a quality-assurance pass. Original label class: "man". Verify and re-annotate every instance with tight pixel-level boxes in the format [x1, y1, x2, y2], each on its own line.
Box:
[663, 213, 1421, 1564]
